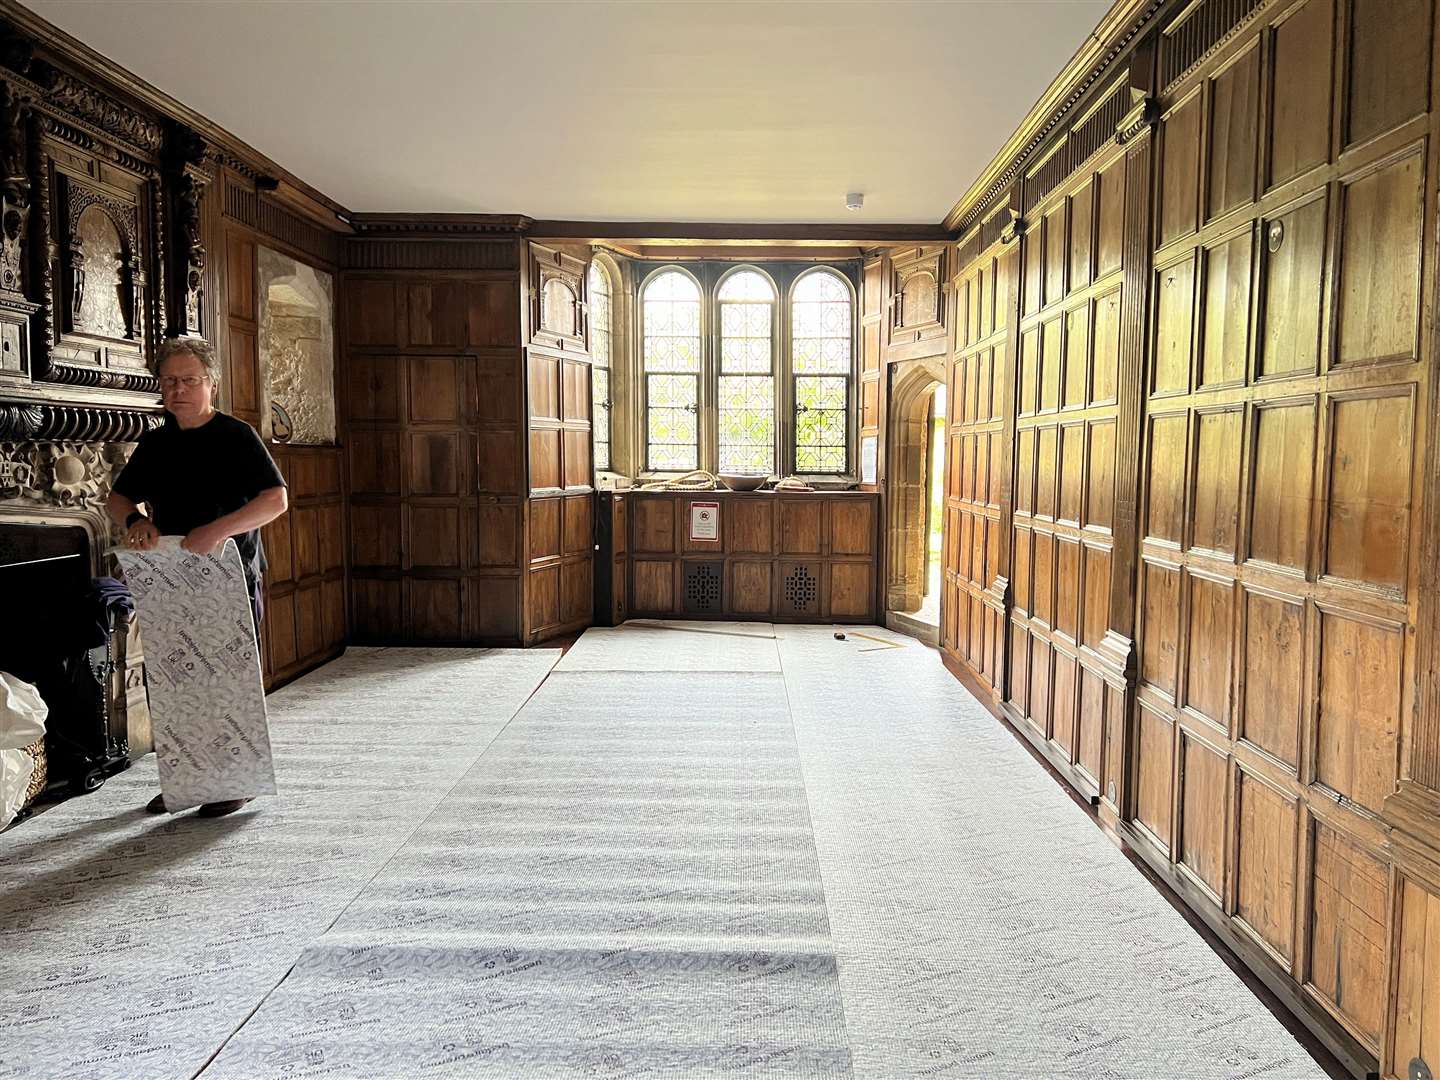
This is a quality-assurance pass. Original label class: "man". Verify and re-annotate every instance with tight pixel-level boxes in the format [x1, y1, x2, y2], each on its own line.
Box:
[105, 337, 288, 817]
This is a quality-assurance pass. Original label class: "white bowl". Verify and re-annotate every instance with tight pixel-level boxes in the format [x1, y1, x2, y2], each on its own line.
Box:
[720, 474, 768, 492]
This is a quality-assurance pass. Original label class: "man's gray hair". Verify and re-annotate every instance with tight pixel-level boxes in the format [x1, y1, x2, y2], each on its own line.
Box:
[155, 336, 221, 385]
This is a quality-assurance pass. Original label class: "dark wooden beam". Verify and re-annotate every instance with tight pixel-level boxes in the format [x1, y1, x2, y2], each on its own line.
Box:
[530, 221, 954, 245]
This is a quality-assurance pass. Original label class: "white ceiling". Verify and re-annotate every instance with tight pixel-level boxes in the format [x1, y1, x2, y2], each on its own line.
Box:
[25, 0, 1112, 223]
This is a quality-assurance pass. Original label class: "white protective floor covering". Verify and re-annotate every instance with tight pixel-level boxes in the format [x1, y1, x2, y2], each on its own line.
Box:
[0, 623, 1326, 1079]
[0, 647, 559, 1080]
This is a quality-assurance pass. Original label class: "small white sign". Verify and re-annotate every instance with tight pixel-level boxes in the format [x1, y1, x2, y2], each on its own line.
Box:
[861, 435, 878, 484]
[690, 501, 720, 542]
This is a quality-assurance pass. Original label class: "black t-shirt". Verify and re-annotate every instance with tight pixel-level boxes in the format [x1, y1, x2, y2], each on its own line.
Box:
[112, 411, 286, 583]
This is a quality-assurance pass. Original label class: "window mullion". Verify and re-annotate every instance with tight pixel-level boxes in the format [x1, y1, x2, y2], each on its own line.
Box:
[703, 284, 716, 474]
[778, 294, 792, 478]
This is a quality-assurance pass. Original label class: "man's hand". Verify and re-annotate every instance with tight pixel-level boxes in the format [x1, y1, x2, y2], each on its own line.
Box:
[125, 517, 161, 551]
[181, 523, 228, 556]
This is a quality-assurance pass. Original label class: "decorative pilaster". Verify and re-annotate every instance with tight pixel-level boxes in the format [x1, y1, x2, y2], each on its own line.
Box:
[1097, 38, 1159, 816]
[163, 123, 210, 339]
[989, 185, 1024, 704]
[0, 70, 38, 378]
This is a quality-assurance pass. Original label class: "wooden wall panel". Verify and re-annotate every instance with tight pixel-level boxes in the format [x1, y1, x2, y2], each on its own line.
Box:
[1235, 768, 1298, 961]
[1178, 730, 1228, 899]
[220, 227, 346, 691]
[1269, 0, 1334, 188]
[1309, 821, 1389, 1044]
[1123, 1, 1433, 1066]
[986, 129, 1131, 801]
[521, 243, 595, 643]
[342, 257, 526, 646]
[607, 493, 879, 623]
[943, 230, 1014, 692]
[935, 1, 1437, 1070]
[1391, 876, 1440, 1080]
[1345, 0, 1432, 147]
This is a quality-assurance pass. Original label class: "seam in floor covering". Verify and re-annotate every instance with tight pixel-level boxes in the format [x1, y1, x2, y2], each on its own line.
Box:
[188, 651, 564, 1080]
[774, 624, 859, 1077]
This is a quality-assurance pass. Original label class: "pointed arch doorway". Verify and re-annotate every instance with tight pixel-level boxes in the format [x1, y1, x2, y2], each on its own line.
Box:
[884, 358, 947, 644]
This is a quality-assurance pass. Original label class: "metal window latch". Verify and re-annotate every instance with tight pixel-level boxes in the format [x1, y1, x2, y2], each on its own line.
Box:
[1411, 1058, 1432, 1080]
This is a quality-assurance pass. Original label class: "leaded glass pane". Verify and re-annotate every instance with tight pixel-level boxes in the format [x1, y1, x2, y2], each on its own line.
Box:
[794, 375, 847, 474]
[646, 372, 698, 471]
[791, 270, 852, 473]
[715, 270, 776, 473]
[588, 262, 611, 369]
[718, 269, 775, 303]
[644, 270, 701, 468]
[592, 366, 610, 471]
[588, 262, 612, 472]
[718, 374, 774, 474]
[792, 270, 852, 375]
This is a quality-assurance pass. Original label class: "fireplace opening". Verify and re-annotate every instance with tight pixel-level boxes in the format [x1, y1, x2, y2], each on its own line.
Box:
[0, 522, 130, 809]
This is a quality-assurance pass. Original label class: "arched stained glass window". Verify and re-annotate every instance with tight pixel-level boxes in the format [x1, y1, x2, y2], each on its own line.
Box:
[716, 269, 776, 474]
[791, 269, 853, 473]
[642, 270, 702, 471]
[588, 261, 612, 471]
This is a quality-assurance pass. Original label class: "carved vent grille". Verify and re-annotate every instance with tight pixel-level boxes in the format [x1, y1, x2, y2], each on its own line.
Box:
[782, 565, 819, 615]
[683, 561, 723, 614]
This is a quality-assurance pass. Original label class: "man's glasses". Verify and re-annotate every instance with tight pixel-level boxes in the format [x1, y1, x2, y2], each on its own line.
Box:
[159, 375, 210, 390]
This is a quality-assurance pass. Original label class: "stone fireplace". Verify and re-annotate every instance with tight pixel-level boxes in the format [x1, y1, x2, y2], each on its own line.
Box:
[0, 439, 152, 774]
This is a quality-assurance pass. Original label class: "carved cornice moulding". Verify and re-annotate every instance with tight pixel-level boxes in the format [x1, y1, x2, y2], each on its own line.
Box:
[46, 362, 159, 394]
[348, 214, 535, 237]
[0, 400, 162, 441]
[944, 0, 1166, 234]
[34, 61, 161, 153]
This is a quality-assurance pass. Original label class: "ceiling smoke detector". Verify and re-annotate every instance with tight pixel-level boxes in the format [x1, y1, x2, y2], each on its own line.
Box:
[845, 192, 864, 212]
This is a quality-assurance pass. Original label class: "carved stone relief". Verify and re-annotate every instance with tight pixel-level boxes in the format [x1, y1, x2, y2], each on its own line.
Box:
[72, 203, 127, 339]
[257, 245, 334, 445]
[0, 437, 132, 518]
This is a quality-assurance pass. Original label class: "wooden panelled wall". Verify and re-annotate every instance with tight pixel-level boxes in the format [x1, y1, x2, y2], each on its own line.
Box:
[938, 0, 1440, 1075]
[610, 491, 879, 622]
[858, 257, 884, 490]
[525, 242, 594, 643]
[220, 220, 346, 689]
[340, 240, 528, 646]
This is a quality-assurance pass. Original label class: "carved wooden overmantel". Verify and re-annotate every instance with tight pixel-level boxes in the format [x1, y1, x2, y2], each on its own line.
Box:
[0, 8, 324, 507]
[887, 246, 946, 347]
[0, 16, 255, 439]
[528, 241, 588, 353]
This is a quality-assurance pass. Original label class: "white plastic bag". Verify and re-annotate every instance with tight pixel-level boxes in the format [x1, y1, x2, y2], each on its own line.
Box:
[0, 747, 35, 828]
[0, 673, 46, 828]
[0, 672, 47, 750]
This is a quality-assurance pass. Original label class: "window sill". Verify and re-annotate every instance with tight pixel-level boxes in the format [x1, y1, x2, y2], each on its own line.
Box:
[623, 472, 858, 491]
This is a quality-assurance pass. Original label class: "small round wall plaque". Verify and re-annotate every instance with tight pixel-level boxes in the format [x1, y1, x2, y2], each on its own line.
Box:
[270, 400, 293, 442]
